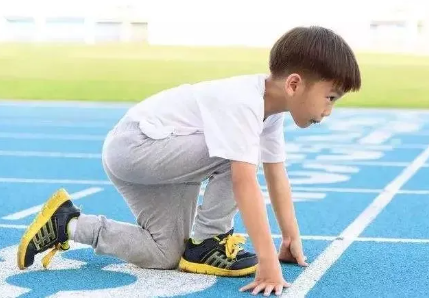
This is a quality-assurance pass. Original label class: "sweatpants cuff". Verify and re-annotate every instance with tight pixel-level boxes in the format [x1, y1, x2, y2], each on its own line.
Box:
[74, 214, 100, 246]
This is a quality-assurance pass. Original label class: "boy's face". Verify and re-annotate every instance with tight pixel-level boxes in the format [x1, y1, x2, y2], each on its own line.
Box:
[287, 77, 343, 128]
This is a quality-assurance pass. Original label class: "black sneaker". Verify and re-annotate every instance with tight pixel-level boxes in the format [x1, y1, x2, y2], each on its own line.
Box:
[17, 188, 80, 270]
[178, 229, 258, 276]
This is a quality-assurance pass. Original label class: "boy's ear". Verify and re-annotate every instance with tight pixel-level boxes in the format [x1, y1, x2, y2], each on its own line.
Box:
[285, 73, 302, 96]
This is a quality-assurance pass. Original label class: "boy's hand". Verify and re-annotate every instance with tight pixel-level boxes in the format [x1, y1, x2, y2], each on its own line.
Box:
[279, 236, 308, 267]
[239, 258, 289, 296]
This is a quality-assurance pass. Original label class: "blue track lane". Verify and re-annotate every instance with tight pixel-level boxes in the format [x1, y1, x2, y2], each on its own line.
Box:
[0, 101, 428, 297]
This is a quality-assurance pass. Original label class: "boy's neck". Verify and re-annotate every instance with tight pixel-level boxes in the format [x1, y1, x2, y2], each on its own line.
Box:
[263, 75, 290, 119]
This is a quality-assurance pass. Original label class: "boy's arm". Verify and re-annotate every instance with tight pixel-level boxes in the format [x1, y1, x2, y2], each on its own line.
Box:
[231, 161, 278, 261]
[231, 160, 290, 294]
[263, 162, 307, 266]
[263, 162, 299, 238]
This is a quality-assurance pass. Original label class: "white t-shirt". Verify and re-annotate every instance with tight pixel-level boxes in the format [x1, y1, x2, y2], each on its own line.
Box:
[125, 74, 286, 165]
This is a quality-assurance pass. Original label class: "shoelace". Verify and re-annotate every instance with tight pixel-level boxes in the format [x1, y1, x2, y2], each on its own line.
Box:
[219, 234, 246, 259]
[41, 241, 70, 269]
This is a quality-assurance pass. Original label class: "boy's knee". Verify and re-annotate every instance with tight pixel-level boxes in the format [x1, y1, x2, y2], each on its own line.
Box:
[157, 245, 184, 269]
[131, 244, 183, 270]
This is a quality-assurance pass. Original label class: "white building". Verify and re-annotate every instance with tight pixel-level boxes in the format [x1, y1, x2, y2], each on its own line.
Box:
[0, 0, 149, 43]
[0, 0, 428, 53]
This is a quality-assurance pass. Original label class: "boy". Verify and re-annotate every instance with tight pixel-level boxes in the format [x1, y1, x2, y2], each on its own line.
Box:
[17, 26, 361, 296]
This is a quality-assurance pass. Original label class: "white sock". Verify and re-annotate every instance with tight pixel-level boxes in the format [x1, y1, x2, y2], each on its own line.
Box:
[191, 238, 203, 245]
[67, 217, 78, 241]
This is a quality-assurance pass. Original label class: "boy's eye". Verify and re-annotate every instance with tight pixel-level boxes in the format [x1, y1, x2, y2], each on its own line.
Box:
[328, 96, 336, 102]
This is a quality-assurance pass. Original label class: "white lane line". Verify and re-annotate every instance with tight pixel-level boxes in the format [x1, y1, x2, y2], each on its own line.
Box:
[239, 234, 336, 241]
[355, 237, 429, 244]
[0, 178, 112, 185]
[359, 130, 393, 144]
[398, 190, 429, 195]
[292, 187, 429, 195]
[291, 188, 429, 195]
[239, 234, 429, 243]
[289, 143, 429, 149]
[0, 120, 112, 128]
[0, 99, 132, 108]
[289, 160, 412, 167]
[0, 151, 101, 158]
[291, 187, 382, 194]
[284, 145, 429, 297]
[300, 235, 335, 241]
[0, 133, 105, 141]
[298, 236, 429, 244]
[2, 187, 103, 220]
[0, 224, 28, 229]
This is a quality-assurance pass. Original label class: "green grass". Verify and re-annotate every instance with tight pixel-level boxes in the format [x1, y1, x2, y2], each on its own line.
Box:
[0, 43, 428, 108]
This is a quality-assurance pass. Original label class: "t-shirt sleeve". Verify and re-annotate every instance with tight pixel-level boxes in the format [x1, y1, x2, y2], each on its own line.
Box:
[198, 100, 263, 165]
[260, 113, 286, 163]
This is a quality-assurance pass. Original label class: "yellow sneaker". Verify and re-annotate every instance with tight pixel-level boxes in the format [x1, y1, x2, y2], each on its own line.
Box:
[178, 229, 257, 277]
[17, 188, 80, 270]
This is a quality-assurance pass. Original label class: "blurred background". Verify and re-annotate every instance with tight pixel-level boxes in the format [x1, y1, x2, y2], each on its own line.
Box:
[0, 0, 428, 108]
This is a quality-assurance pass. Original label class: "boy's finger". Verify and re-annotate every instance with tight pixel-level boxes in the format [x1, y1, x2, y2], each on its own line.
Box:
[239, 281, 257, 292]
[296, 255, 309, 267]
[263, 285, 275, 296]
[252, 283, 266, 295]
[275, 285, 284, 296]
[283, 281, 291, 288]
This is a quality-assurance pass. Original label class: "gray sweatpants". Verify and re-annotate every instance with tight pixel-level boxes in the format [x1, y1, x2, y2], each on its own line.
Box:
[74, 118, 238, 269]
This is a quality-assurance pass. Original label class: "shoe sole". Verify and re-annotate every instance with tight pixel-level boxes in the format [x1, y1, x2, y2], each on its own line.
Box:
[178, 257, 257, 277]
[17, 188, 70, 270]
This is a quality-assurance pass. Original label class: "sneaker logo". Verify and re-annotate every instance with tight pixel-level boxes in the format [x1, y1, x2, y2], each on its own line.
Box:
[32, 219, 57, 251]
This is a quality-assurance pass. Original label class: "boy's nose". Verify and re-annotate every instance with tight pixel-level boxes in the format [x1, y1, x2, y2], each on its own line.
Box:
[322, 106, 333, 117]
